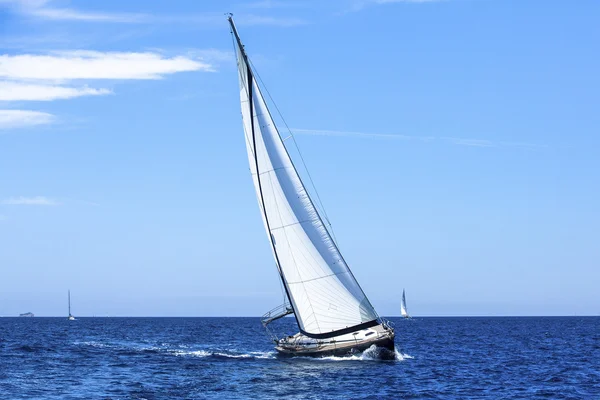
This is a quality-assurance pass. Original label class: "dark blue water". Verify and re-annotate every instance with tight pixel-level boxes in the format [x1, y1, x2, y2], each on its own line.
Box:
[1, 317, 598, 399]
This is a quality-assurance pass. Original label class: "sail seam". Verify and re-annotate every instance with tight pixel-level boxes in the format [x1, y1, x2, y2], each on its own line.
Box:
[250, 166, 290, 177]
[287, 270, 350, 285]
[269, 218, 316, 232]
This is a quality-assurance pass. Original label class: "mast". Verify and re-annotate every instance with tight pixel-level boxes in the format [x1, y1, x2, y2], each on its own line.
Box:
[68, 290, 71, 316]
[228, 15, 300, 327]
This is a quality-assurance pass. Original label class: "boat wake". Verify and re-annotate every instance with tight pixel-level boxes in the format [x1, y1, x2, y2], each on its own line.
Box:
[75, 341, 278, 360]
[172, 349, 276, 360]
[75, 341, 411, 362]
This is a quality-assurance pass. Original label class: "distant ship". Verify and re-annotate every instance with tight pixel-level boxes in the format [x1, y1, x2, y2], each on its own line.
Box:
[19, 312, 34, 317]
[401, 289, 411, 319]
[67, 290, 76, 321]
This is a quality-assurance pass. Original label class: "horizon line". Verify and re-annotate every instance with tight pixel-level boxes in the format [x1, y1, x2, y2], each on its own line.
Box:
[3, 315, 599, 318]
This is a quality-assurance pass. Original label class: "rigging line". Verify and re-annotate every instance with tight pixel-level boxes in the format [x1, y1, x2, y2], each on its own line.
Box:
[247, 57, 339, 246]
[287, 269, 350, 285]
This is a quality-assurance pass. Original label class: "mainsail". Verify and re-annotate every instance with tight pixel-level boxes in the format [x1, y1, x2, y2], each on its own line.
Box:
[229, 17, 379, 338]
[401, 289, 409, 318]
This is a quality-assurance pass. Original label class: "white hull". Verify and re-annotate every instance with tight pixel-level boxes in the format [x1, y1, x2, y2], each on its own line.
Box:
[275, 323, 394, 357]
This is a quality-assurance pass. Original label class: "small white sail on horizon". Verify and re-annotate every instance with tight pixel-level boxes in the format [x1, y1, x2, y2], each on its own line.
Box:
[68, 290, 75, 321]
[401, 289, 410, 318]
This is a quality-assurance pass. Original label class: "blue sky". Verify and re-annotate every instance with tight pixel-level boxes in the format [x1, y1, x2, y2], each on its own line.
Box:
[0, 0, 598, 317]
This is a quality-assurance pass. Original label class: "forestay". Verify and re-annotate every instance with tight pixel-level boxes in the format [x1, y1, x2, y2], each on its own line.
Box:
[230, 18, 378, 338]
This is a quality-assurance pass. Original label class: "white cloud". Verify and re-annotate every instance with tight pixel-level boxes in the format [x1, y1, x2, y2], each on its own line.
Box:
[2, 0, 308, 26]
[0, 81, 111, 101]
[0, 110, 54, 129]
[3, 0, 148, 23]
[28, 6, 147, 23]
[0, 51, 211, 107]
[2, 196, 60, 205]
[0, 51, 212, 81]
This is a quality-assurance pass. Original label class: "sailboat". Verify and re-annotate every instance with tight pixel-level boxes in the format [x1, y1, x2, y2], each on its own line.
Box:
[401, 289, 410, 319]
[228, 15, 394, 357]
[67, 290, 75, 321]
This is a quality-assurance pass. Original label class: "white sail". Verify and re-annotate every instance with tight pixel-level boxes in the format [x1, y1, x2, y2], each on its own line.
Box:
[231, 21, 378, 337]
[68, 290, 75, 320]
[400, 289, 409, 318]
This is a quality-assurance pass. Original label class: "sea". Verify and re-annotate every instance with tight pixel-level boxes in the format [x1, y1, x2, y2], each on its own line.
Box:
[0, 316, 598, 399]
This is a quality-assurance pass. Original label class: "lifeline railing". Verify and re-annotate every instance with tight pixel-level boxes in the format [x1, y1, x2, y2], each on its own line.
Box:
[261, 302, 293, 327]
[261, 302, 294, 342]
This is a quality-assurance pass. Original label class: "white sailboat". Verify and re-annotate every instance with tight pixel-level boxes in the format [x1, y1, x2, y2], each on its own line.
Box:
[401, 289, 410, 319]
[67, 290, 75, 321]
[228, 15, 394, 357]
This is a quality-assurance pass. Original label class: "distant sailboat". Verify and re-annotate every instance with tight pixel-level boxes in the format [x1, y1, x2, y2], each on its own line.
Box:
[401, 289, 410, 319]
[228, 15, 394, 357]
[68, 290, 75, 321]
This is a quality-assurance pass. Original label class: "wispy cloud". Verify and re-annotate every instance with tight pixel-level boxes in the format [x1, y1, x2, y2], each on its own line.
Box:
[0, 110, 55, 129]
[0, 81, 111, 101]
[2, 0, 308, 26]
[2, 196, 61, 205]
[0, 51, 212, 118]
[0, 51, 212, 81]
[292, 128, 545, 149]
[27, 5, 147, 23]
[4, 0, 149, 23]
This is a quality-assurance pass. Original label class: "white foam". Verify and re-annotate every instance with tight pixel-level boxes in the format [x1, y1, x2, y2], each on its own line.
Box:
[292, 345, 412, 362]
[170, 349, 276, 360]
[394, 347, 414, 360]
[171, 349, 212, 357]
[74, 341, 114, 349]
